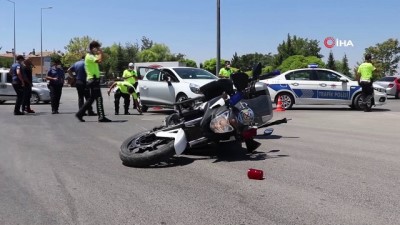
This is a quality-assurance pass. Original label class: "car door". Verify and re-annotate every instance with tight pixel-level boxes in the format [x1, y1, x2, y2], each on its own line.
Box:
[0, 72, 17, 101]
[138, 68, 176, 106]
[285, 70, 320, 104]
[316, 70, 351, 104]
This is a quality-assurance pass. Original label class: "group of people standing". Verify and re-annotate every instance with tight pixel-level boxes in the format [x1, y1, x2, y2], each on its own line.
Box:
[11, 40, 141, 121]
[11, 55, 36, 115]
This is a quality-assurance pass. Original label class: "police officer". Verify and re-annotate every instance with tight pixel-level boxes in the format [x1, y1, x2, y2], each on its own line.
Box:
[46, 59, 65, 114]
[10, 55, 26, 115]
[76, 41, 111, 122]
[357, 53, 376, 112]
[122, 62, 138, 109]
[67, 56, 96, 116]
[218, 61, 233, 79]
[107, 81, 142, 115]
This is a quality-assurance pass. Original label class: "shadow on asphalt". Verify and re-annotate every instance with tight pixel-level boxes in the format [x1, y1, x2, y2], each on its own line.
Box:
[254, 134, 300, 140]
[124, 142, 289, 169]
[286, 107, 391, 112]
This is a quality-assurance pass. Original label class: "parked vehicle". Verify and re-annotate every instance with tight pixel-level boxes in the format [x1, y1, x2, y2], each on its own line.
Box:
[374, 75, 400, 99]
[137, 67, 218, 112]
[0, 68, 50, 104]
[260, 66, 387, 110]
[119, 63, 288, 167]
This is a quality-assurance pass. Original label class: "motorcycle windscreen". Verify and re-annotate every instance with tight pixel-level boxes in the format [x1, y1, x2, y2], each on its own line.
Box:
[200, 79, 234, 101]
[240, 95, 273, 126]
[231, 72, 249, 92]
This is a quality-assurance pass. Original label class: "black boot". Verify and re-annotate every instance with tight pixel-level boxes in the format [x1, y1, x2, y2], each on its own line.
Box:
[97, 97, 111, 122]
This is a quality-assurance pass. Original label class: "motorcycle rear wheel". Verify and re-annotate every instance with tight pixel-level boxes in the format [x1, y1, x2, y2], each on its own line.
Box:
[120, 130, 175, 167]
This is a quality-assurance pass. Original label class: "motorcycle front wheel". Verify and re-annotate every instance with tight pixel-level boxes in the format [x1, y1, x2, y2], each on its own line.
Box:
[120, 130, 175, 167]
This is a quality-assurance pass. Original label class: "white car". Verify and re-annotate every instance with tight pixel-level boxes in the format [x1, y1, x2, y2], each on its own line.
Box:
[137, 66, 218, 112]
[260, 67, 387, 110]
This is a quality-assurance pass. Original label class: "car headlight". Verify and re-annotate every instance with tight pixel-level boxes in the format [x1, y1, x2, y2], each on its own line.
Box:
[210, 110, 234, 133]
[374, 87, 386, 93]
[189, 83, 201, 94]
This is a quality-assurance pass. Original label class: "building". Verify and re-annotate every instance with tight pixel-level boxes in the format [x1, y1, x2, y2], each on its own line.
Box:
[0, 50, 56, 77]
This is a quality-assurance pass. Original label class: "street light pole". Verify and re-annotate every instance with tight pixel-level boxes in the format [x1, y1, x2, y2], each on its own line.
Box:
[6, 0, 16, 63]
[40, 6, 52, 79]
[216, 0, 221, 75]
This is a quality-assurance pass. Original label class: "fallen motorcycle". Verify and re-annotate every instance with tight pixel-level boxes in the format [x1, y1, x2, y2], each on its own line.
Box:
[119, 63, 288, 167]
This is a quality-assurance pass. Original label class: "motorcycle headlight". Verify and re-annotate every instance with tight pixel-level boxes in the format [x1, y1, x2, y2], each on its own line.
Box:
[210, 110, 234, 133]
[190, 83, 201, 94]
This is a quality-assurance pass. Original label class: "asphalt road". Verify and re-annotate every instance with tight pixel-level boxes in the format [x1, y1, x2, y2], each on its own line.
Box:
[1, 88, 399, 225]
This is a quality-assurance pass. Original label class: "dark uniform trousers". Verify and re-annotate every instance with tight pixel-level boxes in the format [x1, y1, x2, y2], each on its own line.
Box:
[76, 79, 106, 119]
[12, 83, 24, 113]
[114, 89, 130, 114]
[75, 79, 94, 113]
[49, 84, 63, 112]
[360, 81, 374, 110]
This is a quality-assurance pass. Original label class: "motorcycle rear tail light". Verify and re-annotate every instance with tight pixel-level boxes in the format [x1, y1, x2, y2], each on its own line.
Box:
[242, 128, 257, 140]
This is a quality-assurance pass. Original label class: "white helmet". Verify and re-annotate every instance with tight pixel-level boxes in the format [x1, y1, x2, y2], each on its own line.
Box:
[128, 62, 134, 67]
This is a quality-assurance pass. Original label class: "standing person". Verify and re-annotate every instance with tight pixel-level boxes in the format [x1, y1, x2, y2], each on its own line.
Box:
[46, 59, 65, 114]
[67, 56, 96, 116]
[10, 55, 26, 115]
[218, 61, 233, 79]
[22, 58, 35, 113]
[122, 62, 138, 109]
[75, 41, 111, 122]
[107, 80, 142, 115]
[357, 53, 376, 112]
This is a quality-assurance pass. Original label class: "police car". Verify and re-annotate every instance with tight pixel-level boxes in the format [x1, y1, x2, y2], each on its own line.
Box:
[259, 65, 387, 110]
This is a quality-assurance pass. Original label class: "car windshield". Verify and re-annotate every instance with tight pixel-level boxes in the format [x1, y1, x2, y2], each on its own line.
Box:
[172, 68, 217, 80]
[32, 77, 44, 83]
[378, 76, 396, 82]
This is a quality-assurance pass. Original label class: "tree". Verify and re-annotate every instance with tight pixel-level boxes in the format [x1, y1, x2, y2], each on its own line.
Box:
[138, 49, 159, 62]
[231, 52, 274, 72]
[327, 51, 336, 70]
[278, 55, 325, 72]
[340, 54, 351, 76]
[274, 34, 323, 68]
[0, 57, 13, 68]
[62, 36, 95, 67]
[365, 38, 400, 76]
[180, 59, 197, 68]
[141, 36, 153, 51]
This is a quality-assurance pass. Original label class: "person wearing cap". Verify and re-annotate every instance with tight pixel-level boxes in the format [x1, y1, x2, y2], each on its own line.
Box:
[22, 58, 35, 113]
[76, 41, 111, 122]
[122, 62, 139, 109]
[67, 56, 96, 116]
[356, 53, 376, 112]
[46, 59, 65, 114]
[219, 61, 233, 79]
[10, 55, 26, 115]
[107, 81, 142, 115]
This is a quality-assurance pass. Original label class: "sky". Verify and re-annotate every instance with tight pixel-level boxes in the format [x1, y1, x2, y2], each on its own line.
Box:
[0, 0, 399, 69]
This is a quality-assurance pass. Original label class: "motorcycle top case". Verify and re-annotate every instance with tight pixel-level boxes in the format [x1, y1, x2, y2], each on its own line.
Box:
[240, 94, 273, 126]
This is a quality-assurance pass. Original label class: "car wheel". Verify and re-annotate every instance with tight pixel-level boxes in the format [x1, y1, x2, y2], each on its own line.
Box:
[30, 92, 40, 104]
[176, 93, 191, 109]
[141, 105, 148, 113]
[353, 93, 372, 110]
[275, 93, 294, 110]
[43, 101, 50, 104]
[0, 100, 5, 104]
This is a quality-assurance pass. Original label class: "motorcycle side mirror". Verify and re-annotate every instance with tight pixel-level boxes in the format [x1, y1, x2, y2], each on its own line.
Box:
[252, 62, 262, 81]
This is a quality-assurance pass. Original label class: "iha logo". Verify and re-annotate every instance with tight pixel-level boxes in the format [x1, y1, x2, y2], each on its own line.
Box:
[324, 37, 354, 48]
